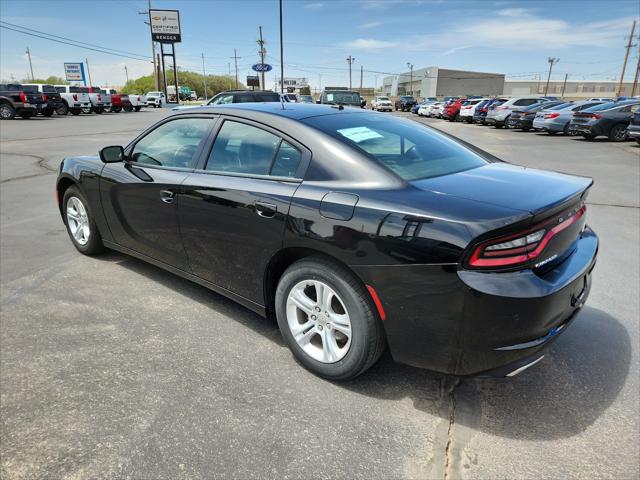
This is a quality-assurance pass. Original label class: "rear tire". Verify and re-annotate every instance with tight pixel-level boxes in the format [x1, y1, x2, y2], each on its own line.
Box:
[608, 124, 628, 142]
[275, 257, 386, 381]
[94, 107, 104, 114]
[70, 109, 81, 115]
[43, 108, 54, 117]
[0, 103, 16, 120]
[19, 111, 34, 119]
[134, 106, 142, 112]
[124, 105, 133, 112]
[548, 130, 558, 135]
[62, 186, 104, 256]
[56, 103, 69, 115]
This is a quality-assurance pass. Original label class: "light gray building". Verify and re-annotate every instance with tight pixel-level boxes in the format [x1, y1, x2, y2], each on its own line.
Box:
[382, 67, 505, 98]
[503, 80, 637, 99]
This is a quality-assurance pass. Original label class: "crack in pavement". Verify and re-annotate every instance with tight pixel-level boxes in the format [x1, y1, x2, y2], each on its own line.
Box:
[442, 376, 461, 480]
[0, 152, 57, 183]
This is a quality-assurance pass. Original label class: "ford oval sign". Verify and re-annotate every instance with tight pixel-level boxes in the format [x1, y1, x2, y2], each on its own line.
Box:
[252, 63, 272, 72]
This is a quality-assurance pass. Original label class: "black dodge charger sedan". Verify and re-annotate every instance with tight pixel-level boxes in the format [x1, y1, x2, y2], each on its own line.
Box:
[56, 103, 598, 380]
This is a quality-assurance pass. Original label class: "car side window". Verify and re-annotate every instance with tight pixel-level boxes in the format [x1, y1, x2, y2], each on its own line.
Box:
[271, 141, 302, 177]
[514, 99, 536, 106]
[206, 121, 301, 177]
[235, 94, 254, 103]
[130, 118, 213, 169]
[212, 94, 233, 105]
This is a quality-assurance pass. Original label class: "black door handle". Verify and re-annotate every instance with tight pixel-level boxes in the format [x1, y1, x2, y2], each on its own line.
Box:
[160, 189, 175, 204]
[255, 201, 277, 218]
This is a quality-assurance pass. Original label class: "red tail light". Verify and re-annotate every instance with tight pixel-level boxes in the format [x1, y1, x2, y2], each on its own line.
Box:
[97, 94, 101, 101]
[19, 92, 27, 102]
[468, 205, 587, 269]
[544, 112, 560, 119]
[593, 113, 602, 119]
[72, 94, 78, 101]
[481, 108, 488, 113]
[42, 94, 47, 102]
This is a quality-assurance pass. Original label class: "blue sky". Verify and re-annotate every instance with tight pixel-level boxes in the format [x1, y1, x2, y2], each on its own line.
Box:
[1, 0, 639, 90]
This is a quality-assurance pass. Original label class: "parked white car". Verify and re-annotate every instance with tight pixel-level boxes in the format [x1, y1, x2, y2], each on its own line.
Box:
[54, 85, 91, 116]
[371, 96, 393, 112]
[146, 91, 165, 108]
[459, 98, 489, 123]
[485, 96, 547, 128]
[429, 102, 445, 118]
[128, 94, 147, 111]
[417, 101, 436, 116]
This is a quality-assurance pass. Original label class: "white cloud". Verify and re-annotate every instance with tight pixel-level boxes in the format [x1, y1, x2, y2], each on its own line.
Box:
[496, 8, 532, 17]
[360, 21, 382, 29]
[341, 38, 399, 50]
[304, 2, 324, 9]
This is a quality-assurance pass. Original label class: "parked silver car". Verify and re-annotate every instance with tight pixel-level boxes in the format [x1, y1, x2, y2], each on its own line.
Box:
[532, 100, 606, 135]
[485, 96, 548, 128]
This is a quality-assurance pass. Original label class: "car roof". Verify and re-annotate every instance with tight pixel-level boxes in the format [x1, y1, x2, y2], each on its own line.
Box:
[176, 102, 370, 120]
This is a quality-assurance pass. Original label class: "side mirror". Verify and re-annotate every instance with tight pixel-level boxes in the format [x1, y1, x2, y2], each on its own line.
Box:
[99, 145, 125, 163]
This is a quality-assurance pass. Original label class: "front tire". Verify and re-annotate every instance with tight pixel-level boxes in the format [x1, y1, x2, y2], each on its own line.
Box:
[134, 106, 142, 111]
[275, 257, 386, 381]
[56, 103, 69, 115]
[43, 108, 54, 117]
[70, 108, 81, 115]
[63, 186, 104, 255]
[608, 124, 628, 142]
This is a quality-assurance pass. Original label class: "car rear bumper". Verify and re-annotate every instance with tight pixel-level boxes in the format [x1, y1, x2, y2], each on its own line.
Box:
[351, 226, 598, 376]
[626, 125, 640, 138]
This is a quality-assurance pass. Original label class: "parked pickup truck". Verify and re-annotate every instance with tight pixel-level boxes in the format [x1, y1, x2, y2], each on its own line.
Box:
[395, 95, 417, 112]
[106, 90, 132, 112]
[0, 83, 42, 119]
[128, 94, 146, 111]
[23, 83, 64, 116]
[54, 85, 91, 115]
[95, 88, 113, 112]
[146, 91, 165, 108]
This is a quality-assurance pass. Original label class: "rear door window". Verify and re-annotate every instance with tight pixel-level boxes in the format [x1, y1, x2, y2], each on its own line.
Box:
[206, 120, 302, 177]
[514, 98, 538, 106]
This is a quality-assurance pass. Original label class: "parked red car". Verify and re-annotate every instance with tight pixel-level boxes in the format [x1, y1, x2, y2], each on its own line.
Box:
[108, 91, 132, 113]
[442, 98, 466, 122]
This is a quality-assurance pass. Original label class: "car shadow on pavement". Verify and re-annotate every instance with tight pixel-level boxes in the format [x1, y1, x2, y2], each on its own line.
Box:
[102, 251, 631, 441]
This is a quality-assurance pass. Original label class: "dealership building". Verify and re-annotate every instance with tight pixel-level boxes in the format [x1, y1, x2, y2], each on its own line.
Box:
[503, 80, 637, 99]
[382, 67, 505, 98]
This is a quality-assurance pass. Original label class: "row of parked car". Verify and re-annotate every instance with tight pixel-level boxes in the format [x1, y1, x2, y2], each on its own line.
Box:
[0, 83, 152, 120]
[409, 95, 640, 143]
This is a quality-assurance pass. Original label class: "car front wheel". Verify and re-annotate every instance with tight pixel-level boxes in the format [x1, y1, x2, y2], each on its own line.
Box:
[63, 186, 104, 255]
[275, 257, 386, 380]
[609, 124, 628, 142]
[0, 103, 16, 120]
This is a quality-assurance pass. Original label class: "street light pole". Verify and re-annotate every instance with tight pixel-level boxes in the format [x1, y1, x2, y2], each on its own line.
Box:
[347, 55, 355, 89]
[406, 62, 414, 96]
[201, 52, 208, 100]
[258, 26, 266, 90]
[544, 57, 560, 95]
[25, 46, 34, 80]
[279, 0, 284, 94]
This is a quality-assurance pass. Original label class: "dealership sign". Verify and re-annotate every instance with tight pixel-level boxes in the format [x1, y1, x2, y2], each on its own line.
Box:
[246, 76, 260, 87]
[252, 63, 272, 73]
[149, 9, 181, 43]
[64, 63, 86, 83]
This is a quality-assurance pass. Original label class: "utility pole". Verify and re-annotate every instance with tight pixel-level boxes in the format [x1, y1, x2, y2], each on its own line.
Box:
[257, 26, 266, 90]
[279, 0, 284, 94]
[232, 49, 239, 89]
[124, 65, 129, 83]
[201, 53, 208, 100]
[140, 0, 158, 90]
[544, 57, 560, 95]
[228, 62, 231, 76]
[347, 55, 355, 88]
[631, 57, 640, 97]
[616, 20, 637, 98]
[85, 58, 93, 86]
[360, 65, 363, 89]
[407, 62, 414, 95]
[25, 46, 34, 80]
[561, 73, 568, 96]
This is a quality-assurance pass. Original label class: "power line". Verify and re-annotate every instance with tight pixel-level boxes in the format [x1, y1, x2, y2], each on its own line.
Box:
[0, 21, 151, 60]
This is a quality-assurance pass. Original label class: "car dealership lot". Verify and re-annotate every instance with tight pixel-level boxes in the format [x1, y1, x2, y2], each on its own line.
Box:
[1, 111, 638, 479]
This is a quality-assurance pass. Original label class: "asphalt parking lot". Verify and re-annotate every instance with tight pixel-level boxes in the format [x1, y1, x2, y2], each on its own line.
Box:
[1, 109, 638, 479]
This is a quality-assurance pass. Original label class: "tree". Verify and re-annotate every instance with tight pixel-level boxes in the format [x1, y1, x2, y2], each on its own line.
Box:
[122, 71, 244, 97]
[20, 75, 68, 85]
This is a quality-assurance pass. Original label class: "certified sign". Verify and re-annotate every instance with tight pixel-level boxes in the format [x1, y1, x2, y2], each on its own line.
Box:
[252, 63, 272, 73]
[64, 63, 86, 82]
[149, 9, 181, 43]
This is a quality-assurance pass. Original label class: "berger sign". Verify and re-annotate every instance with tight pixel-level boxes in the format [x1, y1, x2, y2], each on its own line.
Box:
[64, 63, 86, 83]
[149, 9, 181, 43]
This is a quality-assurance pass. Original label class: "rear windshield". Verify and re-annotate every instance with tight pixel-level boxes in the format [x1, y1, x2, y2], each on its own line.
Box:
[68, 86, 81, 93]
[21, 85, 39, 93]
[303, 113, 488, 181]
[42, 85, 57, 93]
[78, 87, 90, 93]
[378, 96, 390, 101]
[584, 102, 620, 112]
[400, 96, 414, 101]
[547, 102, 573, 110]
[254, 92, 281, 102]
[324, 91, 360, 104]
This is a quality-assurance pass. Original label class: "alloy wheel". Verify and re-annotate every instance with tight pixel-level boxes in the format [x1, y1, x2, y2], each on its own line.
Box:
[66, 196, 90, 246]
[286, 280, 352, 363]
[0, 105, 13, 119]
